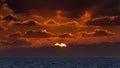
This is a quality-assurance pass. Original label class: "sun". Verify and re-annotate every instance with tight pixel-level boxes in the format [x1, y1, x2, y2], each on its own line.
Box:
[54, 43, 67, 47]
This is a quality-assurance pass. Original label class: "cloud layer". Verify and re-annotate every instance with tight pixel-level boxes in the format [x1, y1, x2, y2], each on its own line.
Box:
[3, 15, 18, 21]
[86, 16, 120, 26]
[1, 42, 120, 57]
[6, 0, 120, 17]
[79, 29, 115, 37]
[23, 30, 54, 38]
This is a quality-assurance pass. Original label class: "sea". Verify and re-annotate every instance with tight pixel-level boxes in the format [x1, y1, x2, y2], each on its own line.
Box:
[0, 58, 120, 68]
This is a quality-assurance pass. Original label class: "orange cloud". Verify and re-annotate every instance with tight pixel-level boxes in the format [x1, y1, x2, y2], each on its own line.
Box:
[58, 33, 75, 38]
[44, 19, 60, 26]
[86, 16, 120, 26]
[0, 3, 13, 13]
[56, 10, 63, 19]
[3, 15, 18, 21]
[55, 10, 68, 19]
[87, 29, 115, 36]
[78, 29, 115, 37]
[80, 11, 92, 24]
[0, 26, 7, 30]
[0, 14, 3, 19]
[9, 31, 22, 40]
[13, 20, 40, 26]
[23, 30, 54, 38]
[64, 21, 79, 26]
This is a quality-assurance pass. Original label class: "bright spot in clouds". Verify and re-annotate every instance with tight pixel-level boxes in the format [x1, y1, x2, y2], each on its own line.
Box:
[54, 43, 67, 47]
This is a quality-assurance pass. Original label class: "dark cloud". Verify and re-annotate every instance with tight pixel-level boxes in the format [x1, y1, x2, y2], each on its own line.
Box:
[10, 39, 31, 46]
[23, 30, 54, 38]
[0, 26, 4, 30]
[23, 30, 76, 38]
[0, 39, 31, 46]
[1, 42, 120, 57]
[86, 16, 120, 26]
[0, 26, 6, 30]
[0, 40, 11, 46]
[6, 0, 119, 17]
[88, 29, 114, 36]
[6, 0, 100, 10]
[9, 31, 22, 40]
[58, 33, 75, 38]
[13, 20, 39, 26]
[93, 0, 120, 16]
[79, 29, 115, 37]
[3, 15, 18, 21]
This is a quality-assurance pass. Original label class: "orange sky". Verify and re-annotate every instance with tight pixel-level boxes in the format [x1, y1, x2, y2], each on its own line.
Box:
[0, 0, 120, 57]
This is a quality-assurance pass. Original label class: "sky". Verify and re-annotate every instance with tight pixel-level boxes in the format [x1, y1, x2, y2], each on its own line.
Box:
[0, 0, 120, 57]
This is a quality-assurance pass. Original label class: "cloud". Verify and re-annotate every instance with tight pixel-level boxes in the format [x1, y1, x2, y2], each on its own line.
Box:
[6, 0, 102, 17]
[10, 39, 32, 46]
[1, 42, 120, 57]
[0, 39, 32, 46]
[64, 21, 79, 26]
[86, 16, 120, 26]
[0, 26, 4, 30]
[23, 29, 76, 38]
[55, 10, 63, 19]
[79, 29, 115, 37]
[0, 26, 6, 30]
[80, 11, 92, 24]
[9, 31, 22, 40]
[58, 33, 75, 38]
[0, 40, 11, 46]
[13, 20, 40, 26]
[44, 19, 60, 26]
[6, 0, 119, 18]
[55, 10, 68, 19]
[0, 2, 13, 13]
[3, 15, 18, 21]
[0, 14, 3, 19]
[23, 30, 54, 38]
[93, 0, 120, 16]
[88, 29, 114, 36]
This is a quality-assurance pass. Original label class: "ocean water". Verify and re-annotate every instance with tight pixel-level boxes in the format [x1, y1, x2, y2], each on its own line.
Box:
[0, 58, 120, 68]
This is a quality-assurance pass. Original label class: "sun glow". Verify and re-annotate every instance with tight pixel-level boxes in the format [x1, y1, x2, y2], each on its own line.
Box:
[54, 43, 67, 47]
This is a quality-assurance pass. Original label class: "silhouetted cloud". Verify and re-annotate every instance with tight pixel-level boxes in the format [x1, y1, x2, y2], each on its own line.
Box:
[0, 39, 31, 46]
[1, 42, 120, 57]
[23, 29, 76, 38]
[23, 30, 54, 38]
[6, 0, 119, 18]
[0, 40, 11, 46]
[9, 31, 22, 40]
[0, 26, 4, 30]
[93, 0, 120, 17]
[13, 20, 40, 26]
[0, 26, 6, 30]
[10, 39, 31, 46]
[86, 16, 120, 26]
[3, 15, 18, 21]
[79, 29, 115, 37]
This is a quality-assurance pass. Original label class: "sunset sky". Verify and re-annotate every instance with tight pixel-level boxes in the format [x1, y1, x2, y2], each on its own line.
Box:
[0, 0, 120, 57]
